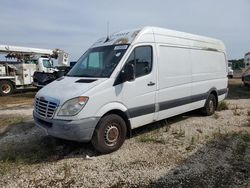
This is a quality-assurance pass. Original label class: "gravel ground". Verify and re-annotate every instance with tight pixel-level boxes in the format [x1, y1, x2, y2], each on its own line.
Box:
[0, 79, 249, 187]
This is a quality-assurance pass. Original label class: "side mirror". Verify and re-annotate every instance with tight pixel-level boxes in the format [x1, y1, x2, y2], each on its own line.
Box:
[121, 63, 135, 82]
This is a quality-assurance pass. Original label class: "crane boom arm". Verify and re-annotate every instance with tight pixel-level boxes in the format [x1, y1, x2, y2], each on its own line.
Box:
[0, 45, 54, 56]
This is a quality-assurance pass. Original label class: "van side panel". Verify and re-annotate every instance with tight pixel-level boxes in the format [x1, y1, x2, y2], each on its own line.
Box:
[156, 45, 192, 121]
[191, 50, 228, 109]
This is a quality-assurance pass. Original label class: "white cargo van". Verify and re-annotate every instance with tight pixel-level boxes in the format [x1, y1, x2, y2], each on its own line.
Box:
[33, 27, 228, 153]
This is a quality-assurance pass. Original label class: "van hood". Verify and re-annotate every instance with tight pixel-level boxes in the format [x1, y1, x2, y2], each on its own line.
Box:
[36, 76, 107, 105]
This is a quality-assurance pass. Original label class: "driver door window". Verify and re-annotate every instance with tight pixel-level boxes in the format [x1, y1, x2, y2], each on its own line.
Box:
[126, 46, 153, 78]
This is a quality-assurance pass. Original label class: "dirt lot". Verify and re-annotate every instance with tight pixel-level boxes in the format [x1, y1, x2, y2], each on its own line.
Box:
[0, 79, 249, 187]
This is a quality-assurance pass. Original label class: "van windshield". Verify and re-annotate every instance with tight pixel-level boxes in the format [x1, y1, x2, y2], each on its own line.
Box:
[67, 45, 129, 78]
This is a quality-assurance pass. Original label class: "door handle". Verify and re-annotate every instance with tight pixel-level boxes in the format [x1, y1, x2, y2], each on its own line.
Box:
[147, 81, 155, 86]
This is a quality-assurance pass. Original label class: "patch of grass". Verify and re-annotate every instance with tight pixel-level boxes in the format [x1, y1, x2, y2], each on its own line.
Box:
[239, 132, 250, 142]
[0, 92, 35, 107]
[137, 135, 157, 143]
[236, 143, 248, 155]
[0, 137, 60, 165]
[229, 132, 250, 158]
[217, 101, 229, 111]
[0, 162, 12, 176]
[137, 134, 165, 144]
[0, 116, 25, 128]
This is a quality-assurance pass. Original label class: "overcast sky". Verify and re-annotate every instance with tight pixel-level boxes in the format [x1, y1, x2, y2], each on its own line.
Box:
[0, 0, 249, 61]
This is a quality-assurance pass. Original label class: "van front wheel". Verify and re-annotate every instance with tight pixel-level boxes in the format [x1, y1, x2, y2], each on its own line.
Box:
[91, 114, 127, 154]
[201, 94, 217, 116]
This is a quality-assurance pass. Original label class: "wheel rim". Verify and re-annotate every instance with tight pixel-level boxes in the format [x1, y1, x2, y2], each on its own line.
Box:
[1, 84, 11, 94]
[208, 100, 214, 113]
[104, 124, 119, 146]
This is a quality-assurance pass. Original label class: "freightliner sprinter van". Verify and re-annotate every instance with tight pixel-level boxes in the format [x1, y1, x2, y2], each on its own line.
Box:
[33, 27, 228, 153]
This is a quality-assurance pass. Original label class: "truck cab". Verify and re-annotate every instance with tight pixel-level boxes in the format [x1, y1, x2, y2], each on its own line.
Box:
[36, 57, 55, 73]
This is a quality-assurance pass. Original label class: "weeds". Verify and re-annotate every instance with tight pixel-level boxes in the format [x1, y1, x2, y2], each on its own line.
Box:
[236, 143, 247, 155]
[0, 137, 63, 176]
[213, 112, 219, 119]
[233, 105, 241, 116]
[217, 101, 229, 111]
[212, 128, 224, 139]
[233, 132, 249, 156]
[0, 161, 11, 176]
[137, 134, 165, 144]
[239, 132, 250, 142]
[137, 135, 157, 143]
[0, 137, 59, 165]
[246, 118, 250, 127]
[62, 162, 72, 179]
[190, 136, 195, 145]
[172, 128, 185, 139]
[247, 110, 250, 116]
[109, 158, 120, 170]
[186, 136, 196, 151]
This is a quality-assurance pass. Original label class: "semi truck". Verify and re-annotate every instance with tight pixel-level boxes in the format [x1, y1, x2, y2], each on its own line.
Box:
[0, 45, 69, 96]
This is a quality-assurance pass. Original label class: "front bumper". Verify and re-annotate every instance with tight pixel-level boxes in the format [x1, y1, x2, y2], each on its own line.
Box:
[33, 111, 100, 142]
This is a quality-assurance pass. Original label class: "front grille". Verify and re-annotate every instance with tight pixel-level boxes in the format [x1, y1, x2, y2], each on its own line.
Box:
[35, 97, 58, 119]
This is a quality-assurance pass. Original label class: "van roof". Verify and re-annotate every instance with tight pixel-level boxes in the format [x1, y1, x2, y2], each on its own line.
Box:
[91, 26, 226, 52]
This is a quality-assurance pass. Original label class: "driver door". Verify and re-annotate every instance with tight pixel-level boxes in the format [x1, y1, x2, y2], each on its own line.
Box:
[118, 44, 157, 128]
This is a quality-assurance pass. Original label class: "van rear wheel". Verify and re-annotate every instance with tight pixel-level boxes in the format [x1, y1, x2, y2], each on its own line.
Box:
[201, 94, 217, 116]
[91, 114, 127, 154]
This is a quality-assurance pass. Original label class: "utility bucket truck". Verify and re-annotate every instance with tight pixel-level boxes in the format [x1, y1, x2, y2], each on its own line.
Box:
[0, 45, 69, 96]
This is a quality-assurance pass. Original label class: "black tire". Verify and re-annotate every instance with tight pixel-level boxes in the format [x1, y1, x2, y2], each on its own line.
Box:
[0, 80, 14, 96]
[244, 82, 248, 87]
[91, 114, 127, 154]
[201, 94, 217, 116]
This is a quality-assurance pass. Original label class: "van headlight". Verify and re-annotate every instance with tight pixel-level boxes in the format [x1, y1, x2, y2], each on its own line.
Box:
[58, 96, 89, 116]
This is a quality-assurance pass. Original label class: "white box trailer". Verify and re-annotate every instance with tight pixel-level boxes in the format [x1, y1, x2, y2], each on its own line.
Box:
[34, 26, 228, 153]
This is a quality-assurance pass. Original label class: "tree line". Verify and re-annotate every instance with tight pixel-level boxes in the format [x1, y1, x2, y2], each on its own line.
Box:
[228, 59, 245, 70]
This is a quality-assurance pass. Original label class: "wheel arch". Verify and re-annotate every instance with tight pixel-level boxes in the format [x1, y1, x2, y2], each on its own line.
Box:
[0, 79, 15, 86]
[95, 102, 131, 138]
[207, 87, 219, 108]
